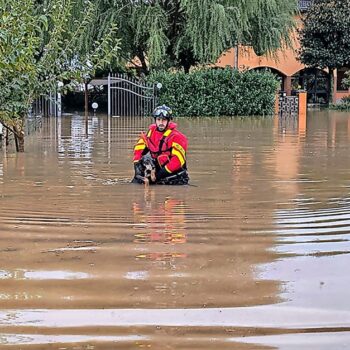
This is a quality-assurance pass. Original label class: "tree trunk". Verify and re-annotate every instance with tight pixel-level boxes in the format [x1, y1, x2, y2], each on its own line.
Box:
[15, 134, 25, 152]
[178, 50, 195, 73]
[137, 50, 149, 76]
[329, 68, 335, 104]
[179, 54, 192, 73]
[183, 62, 191, 74]
[13, 120, 25, 152]
[5, 128, 9, 146]
[234, 45, 239, 69]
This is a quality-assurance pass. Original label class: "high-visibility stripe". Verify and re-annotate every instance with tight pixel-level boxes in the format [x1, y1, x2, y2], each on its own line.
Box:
[135, 141, 145, 147]
[172, 148, 185, 166]
[172, 142, 186, 158]
[134, 144, 146, 151]
[147, 129, 152, 137]
[165, 165, 171, 173]
[164, 129, 172, 137]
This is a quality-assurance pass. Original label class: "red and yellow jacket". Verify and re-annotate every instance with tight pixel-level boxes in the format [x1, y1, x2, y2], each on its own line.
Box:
[133, 122, 187, 174]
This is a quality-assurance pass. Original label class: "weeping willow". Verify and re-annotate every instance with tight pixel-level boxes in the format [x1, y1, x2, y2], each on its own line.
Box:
[127, 0, 298, 69]
[35, 0, 120, 57]
[43, 0, 297, 71]
[244, 0, 297, 56]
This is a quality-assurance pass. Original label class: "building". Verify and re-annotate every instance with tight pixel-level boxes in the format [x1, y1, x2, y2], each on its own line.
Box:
[216, 0, 350, 104]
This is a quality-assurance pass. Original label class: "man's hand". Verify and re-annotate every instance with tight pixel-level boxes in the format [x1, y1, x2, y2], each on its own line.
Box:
[150, 169, 156, 182]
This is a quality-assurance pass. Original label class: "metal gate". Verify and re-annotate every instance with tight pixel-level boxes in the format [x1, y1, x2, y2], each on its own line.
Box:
[30, 92, 62, 117]
[108, 73, 158, 117]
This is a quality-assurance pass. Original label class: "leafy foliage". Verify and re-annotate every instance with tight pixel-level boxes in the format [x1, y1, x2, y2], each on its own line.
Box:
[343, 71, 350, 89]
[299, 0, 350, 70]
[0, 0, 120, 150]
[149, 68, 279, 116]
[329, 96, 350, 111]
[100, 0, 298, 72]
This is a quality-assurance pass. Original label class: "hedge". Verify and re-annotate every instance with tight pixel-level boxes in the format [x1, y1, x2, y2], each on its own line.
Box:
[149, 68, 279, 117]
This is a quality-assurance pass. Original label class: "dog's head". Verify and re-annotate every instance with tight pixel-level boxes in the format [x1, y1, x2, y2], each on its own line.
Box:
[141, 155, 155, 178]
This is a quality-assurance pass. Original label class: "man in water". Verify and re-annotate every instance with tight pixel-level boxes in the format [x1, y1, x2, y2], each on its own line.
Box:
[132, 105, 189, 185]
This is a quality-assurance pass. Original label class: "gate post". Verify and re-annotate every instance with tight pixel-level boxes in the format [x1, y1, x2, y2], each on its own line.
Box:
[49, 92, 53, 116]
[57, 82, 63, 117]
[298, 91, 307, 116]
[298, 91, 307, 135]
[57, 92, 62, 117]
[108, 73, 111, 117]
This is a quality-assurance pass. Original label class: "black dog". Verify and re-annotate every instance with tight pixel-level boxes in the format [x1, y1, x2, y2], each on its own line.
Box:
[132, 154, 156, 185]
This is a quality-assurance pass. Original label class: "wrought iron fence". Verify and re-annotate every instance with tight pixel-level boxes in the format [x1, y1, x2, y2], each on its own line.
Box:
[299, 0, 312, 11]
[278, 94, 299, 115]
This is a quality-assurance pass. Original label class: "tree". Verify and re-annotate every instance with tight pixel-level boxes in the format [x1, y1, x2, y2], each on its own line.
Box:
[98, 0, 298, 74]
[343, 71, 350, 89]
[299, 0, 350, 102]
[0, 0, 120, 151]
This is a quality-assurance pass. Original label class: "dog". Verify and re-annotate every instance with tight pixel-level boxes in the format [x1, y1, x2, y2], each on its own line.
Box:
[132, 154, 156, 186]
[142, 154, 156, 185]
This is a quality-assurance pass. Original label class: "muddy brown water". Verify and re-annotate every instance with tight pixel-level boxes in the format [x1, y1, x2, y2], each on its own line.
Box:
[1, 110, 350, 349]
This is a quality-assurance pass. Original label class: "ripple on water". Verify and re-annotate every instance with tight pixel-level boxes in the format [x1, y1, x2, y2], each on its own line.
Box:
[1, 113, 350, 349]
[256, 199, 350, 313]
[271, 203, 350, 256]
[0, 270, 90, 281]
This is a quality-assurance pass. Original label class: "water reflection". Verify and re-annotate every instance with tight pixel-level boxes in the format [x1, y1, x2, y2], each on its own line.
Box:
[231, 331, 350, 350]
[133, 194, 187, 261]
[0, 333, 146, 346]
[0, 269, 90, 280]
[1, 111, 350, 349]
[256, 111, 350, 328]
[0, 161, 3, 185]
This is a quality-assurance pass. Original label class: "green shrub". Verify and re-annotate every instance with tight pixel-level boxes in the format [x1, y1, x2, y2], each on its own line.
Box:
[341, 96, 350, 104]
[329, 96, 350, 111]
[149, 68, 279, 116]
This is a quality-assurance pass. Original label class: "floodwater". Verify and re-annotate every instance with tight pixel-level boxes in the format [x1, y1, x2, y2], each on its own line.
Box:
[0, 110, 350, 349]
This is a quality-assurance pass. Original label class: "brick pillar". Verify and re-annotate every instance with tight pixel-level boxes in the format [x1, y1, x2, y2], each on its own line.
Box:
[333, 69, 337, 104]
[298, 91, 307, 114]
[298, 91, 307, 136]
[285, 76, 292, 96]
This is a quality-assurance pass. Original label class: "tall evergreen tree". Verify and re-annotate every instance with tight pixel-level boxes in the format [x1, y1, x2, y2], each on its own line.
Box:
[299, 0, 350, 102]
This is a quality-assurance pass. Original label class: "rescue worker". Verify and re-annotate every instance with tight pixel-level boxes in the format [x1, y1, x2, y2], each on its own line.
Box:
[132, 105, 189, 185]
